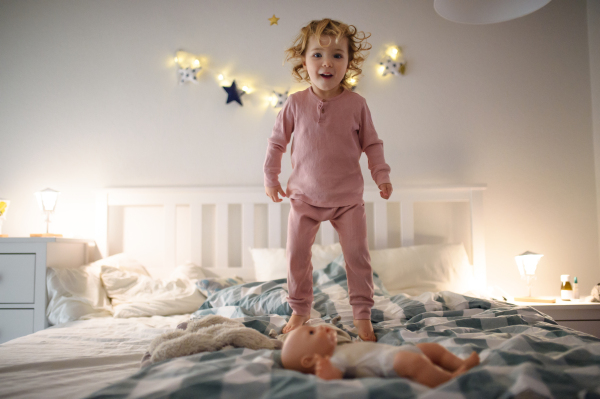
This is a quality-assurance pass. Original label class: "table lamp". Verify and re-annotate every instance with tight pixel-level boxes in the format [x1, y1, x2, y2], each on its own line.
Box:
[0, 199, 9, 237]
[514, 251, 555, 303]
[31, 188, 62, 237]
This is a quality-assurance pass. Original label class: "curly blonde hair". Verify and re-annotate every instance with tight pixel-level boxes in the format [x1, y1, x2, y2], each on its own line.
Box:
[284, 18, 372, 90]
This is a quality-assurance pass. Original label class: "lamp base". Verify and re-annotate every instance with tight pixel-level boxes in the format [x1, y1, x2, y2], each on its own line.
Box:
[514, 296, 556, 303]
[30, 233, 63, 238]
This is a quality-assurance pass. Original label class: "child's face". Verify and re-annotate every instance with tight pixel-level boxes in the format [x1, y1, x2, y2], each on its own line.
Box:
[302, 34, 349, 94]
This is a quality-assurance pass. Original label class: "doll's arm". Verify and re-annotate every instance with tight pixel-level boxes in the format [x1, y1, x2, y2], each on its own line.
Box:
[315, 355, 344, 380]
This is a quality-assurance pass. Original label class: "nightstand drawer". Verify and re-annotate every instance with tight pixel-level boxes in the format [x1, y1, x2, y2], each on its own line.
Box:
[0, 309, 34, 344]
[0, 254, 36, 303]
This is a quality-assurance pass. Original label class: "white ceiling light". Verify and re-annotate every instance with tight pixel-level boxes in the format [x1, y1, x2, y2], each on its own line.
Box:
[434, 0, 551, 25]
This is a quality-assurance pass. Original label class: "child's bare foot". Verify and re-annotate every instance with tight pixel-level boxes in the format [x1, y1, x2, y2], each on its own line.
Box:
[282, 314, 310, 334]
[452, 352, 480, 377]
[354, 319, 377, 342]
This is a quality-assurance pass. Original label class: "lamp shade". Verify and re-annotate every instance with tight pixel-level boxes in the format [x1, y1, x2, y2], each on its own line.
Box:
[515, 251, 543, 277]
[434, 0, 551, 25]
[35, 188, 60, 212]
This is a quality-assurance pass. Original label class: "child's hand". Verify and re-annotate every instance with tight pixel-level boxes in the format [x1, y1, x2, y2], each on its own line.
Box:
[315, 355, 343, 380]
[379, 183, 393, 200]
[265, 185, 286, 202]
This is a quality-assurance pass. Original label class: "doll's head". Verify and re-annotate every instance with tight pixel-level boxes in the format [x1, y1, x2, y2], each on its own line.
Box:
[281, 324, 338, 374]
[284, 18, 372, 91]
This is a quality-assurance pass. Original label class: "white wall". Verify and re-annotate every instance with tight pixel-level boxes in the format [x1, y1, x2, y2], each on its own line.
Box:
[0, 0, 598, 297]
[590, 0, 600, 282]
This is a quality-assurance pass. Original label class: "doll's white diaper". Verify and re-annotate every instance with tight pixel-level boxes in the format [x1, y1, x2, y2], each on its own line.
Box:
[330, 342, 422, 378]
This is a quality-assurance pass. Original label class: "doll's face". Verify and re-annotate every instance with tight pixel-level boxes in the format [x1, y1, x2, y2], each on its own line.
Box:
[281, 324, 337, 373]
[302, 35, 349, 95]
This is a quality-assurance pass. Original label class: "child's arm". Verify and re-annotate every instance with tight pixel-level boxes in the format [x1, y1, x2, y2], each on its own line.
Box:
[358, 100, 392, 197]
[315, 355, 344, 380]
[264, 99, 295, 198]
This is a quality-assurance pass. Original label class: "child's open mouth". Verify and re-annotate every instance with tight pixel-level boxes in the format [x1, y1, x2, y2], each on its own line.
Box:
[320, 73, 333, 79]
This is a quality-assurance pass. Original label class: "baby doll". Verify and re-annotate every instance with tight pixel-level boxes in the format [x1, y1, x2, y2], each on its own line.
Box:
[281, 325, 480, 388]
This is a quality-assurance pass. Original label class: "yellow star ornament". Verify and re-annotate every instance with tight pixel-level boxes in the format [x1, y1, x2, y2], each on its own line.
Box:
[268, 15, 280, 26]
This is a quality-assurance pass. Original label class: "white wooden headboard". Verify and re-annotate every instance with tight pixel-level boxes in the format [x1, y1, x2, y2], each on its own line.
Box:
[95, 185, 487, 285]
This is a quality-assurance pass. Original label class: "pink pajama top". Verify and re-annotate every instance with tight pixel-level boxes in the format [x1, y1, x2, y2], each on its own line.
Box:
[263, 86, 391, 207]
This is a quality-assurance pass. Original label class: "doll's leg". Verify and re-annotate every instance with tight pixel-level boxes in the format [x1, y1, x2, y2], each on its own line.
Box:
[415, 343, 464, 371]
[415, 343, 480, 373]
[283, 199, 321, 333]
[393, 350, 454, 388]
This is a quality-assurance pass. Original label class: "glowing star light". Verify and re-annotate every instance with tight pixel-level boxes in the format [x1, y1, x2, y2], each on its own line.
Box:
[178, 67, 202, 84]
[223, 80, 245, 106]
[268, 15, 280, 26]
[271, 90, 288, 108]
[379, 45, 406, 77]
[174, 50, 203, 84]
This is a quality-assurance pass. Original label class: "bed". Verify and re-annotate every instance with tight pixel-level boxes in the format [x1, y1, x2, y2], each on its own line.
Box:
[1, 185, 600, 399]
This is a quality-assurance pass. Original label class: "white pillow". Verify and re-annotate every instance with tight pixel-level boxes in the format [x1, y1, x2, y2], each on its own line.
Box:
[250, 243, 343, 281]
[100, 266, 205, 318]
[45, 253, 150, 325]
[370, 244, 475, 296]
[89, 252, 150, 277]
[46, 267, 112, 325]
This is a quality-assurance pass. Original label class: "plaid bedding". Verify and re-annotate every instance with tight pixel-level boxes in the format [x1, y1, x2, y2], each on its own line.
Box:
[87, 256, 600, 399]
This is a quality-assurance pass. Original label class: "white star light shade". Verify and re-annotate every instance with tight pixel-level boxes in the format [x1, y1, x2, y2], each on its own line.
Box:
[379, 46, 406, 77]
[271, 91, 289, 108]
[174, 50, 202, 84]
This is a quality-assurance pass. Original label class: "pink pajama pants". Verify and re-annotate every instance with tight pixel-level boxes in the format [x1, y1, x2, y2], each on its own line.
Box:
[286, 198, 374, 320]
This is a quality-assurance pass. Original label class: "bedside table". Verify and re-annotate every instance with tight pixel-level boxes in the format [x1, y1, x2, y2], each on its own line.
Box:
[0, 237, 95, 344]
[511, 298, 600, 338]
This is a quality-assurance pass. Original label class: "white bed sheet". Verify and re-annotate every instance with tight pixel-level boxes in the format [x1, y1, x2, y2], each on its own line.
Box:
[0, 314, 190, 399]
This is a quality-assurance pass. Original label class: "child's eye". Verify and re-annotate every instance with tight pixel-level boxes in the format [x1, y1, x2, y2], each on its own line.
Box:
[334, 54, 343, 59]
[313, 53, 321, 58]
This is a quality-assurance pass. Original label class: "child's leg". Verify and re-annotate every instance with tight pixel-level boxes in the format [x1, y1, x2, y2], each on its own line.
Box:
[415, 343, 480, 373]
[330, 202, 375, 341]
[283, 199, 321, 333]
[393, 350, 454, 388]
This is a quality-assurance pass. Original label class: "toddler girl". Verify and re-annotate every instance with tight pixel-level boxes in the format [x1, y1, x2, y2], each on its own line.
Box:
[263, 18, 393, 342]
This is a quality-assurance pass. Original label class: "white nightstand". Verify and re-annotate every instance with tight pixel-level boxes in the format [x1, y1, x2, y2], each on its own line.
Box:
[0, 237, 95, 344]
[511, 298, 600, 338]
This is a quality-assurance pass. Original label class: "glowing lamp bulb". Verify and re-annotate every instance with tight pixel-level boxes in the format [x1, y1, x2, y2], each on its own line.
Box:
[174, 57, 179, 63]
[242, 86, 249, 92]
[218, 74, 224, 81]
[349, 77, 356, 85]
[378, 65, 386, 75]
[193, 59, 200, 67]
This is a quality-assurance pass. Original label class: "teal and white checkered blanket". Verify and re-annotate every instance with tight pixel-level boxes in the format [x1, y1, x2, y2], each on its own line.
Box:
[87, 256, 600, 398]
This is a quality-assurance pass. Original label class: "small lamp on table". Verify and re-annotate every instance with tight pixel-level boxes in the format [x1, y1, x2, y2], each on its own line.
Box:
[31, 188, 62, 238]
[514, 251, 555, 303]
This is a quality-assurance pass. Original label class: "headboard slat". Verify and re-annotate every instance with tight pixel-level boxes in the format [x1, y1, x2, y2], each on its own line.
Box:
[241, 203, 254, 270]
[268, 203, 282, 248]
[215, 203, 228, 268]
[190, 203, 203, 267]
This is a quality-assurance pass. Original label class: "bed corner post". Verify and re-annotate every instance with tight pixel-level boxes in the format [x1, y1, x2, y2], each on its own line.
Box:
[95, 191, 109, 259]
[470, 188, 486, 289]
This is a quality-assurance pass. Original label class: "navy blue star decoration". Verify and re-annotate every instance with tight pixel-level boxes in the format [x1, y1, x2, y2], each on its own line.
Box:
[223, 80, 245, 106]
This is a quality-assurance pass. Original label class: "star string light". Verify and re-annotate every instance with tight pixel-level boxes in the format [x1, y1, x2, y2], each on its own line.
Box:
[270, 90, 288, 108]
[268, 15, 280, 26]
[378, 45, 406, 77]
[223, 80, 245, 106]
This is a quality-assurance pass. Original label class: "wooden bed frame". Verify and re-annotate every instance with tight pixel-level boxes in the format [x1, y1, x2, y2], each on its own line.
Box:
[95, 185, 487, 285]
